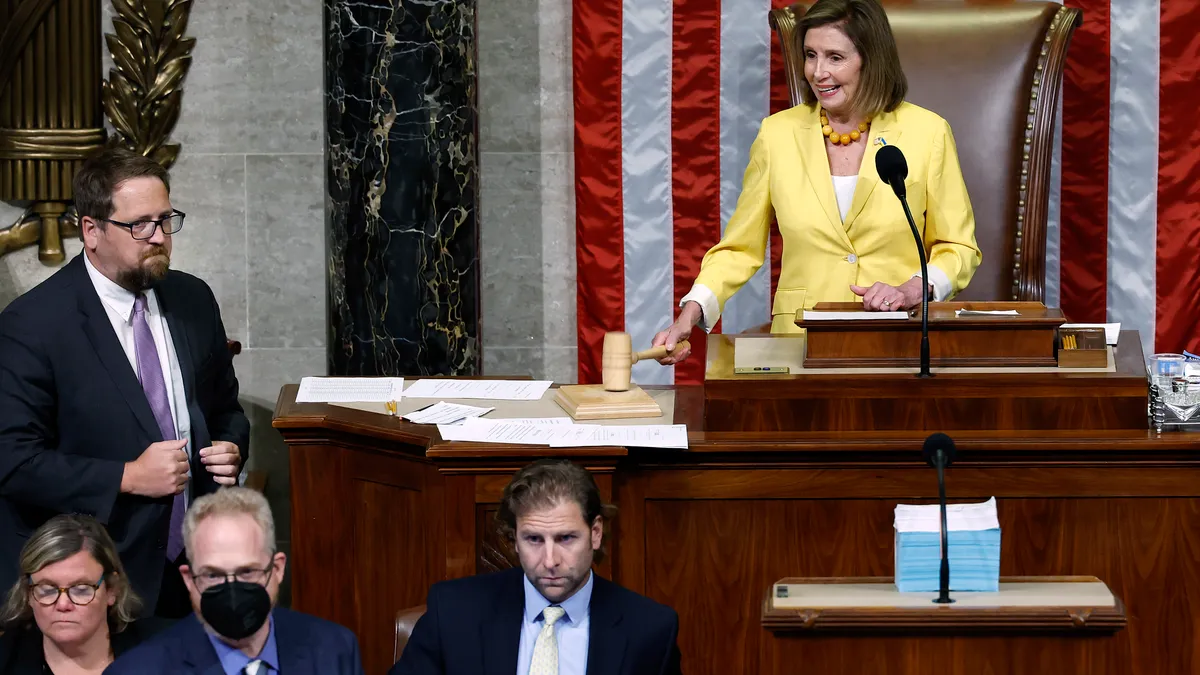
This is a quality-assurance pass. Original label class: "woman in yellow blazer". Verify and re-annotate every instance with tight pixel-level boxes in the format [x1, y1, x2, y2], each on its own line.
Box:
[655, 0, 982, 363]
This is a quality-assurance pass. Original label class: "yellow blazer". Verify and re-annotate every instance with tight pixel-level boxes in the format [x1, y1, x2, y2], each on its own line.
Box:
[693, 102, 982, 333]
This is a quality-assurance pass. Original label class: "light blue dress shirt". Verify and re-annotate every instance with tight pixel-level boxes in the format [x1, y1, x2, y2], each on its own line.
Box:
[204, 612, 280, 675]
[516, 572, 593, 675]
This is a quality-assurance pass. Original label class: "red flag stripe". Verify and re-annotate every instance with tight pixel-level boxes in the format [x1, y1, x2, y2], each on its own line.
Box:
[1058, 0, 1111, 324]
[671, 0, 722, 384]
[1155, 0, 1200, 354]
[573, 0, 625, 384]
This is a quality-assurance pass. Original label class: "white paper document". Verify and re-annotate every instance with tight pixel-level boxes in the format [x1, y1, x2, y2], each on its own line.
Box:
[436, 418, 591, 444]
[435, 417, 687, 449]
[802, 310, 907, 321]
[955, 309, 1020, 317]
[487, 417, 570, 425]
[549, 424, 689, 449]
[296, 377, 404, 403]
[894, 497, 1000, 533]
[403, 379, 552, 401]
[403, 401, 494, 425]
[1060, 322, 1120, 345]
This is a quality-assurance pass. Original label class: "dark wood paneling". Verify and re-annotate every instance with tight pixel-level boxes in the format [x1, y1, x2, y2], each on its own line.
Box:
[444, 475, 476, 580]
[761, 634, 1115, 674]
[639, 494, 1199, 675]
[352, 480, 426, 675]
[289, 441, 435, 675]
[703, 330, 1149, 432]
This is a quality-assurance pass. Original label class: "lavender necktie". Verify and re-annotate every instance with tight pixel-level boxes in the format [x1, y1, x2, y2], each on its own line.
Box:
[132, 293, 186, 561]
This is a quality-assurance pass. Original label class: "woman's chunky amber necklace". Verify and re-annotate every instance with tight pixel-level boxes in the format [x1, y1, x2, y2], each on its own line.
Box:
[820, 108, 870, 146]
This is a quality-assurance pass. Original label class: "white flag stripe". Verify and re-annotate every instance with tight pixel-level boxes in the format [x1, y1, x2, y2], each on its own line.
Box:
[622, 0, 676, 385]
[718, 0, 772, 334]
[1106, 0, 1160, 357]
[1045, 92, 1063, 309]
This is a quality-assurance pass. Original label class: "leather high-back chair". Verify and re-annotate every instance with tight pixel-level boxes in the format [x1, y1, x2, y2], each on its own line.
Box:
[770, 2, 1080, 301]
[393, 604, 427, 664]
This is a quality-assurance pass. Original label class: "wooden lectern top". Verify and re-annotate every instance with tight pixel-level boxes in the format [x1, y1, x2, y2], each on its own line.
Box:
[796, 301, 1064, 368]
[762, 576, 1126, 634]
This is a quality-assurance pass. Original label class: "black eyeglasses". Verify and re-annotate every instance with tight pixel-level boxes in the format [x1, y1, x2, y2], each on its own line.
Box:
[28, 575, 105, 606]
[190, 561, 275, 592]
[103, 209, 186, 240]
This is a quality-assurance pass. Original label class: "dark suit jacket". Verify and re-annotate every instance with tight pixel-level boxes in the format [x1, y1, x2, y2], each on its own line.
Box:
[102, 608, 365, 675]
[0, 618, 170, 675]
[0, 255, 250, 612]
[390, 568, 682, 675]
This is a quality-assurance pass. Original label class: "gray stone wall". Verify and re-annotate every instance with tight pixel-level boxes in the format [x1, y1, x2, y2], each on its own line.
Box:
[479, 0, 577, 383]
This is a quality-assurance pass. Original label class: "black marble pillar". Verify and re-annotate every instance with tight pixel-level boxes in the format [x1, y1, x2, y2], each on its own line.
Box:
[325, 0, 480, 376]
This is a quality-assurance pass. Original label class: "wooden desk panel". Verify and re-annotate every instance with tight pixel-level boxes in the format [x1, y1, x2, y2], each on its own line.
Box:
[703, 330, 1150, 432]
[273, 370, 1200, 675]
[621, 465, 1200, 675]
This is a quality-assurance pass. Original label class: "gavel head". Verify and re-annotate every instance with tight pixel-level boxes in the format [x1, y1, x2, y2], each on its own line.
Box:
[601, 331, 633, 392]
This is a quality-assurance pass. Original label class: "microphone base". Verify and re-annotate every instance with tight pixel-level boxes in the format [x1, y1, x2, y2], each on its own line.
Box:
[932, 595, 955, 605]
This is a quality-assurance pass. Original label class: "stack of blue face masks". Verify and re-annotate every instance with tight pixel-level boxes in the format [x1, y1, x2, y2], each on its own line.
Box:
[894, 497, 1001, 593]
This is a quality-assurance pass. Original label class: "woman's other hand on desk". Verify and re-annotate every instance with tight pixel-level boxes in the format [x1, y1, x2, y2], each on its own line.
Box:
[851, 278, 926, 311]
[652, 302, 701, 364]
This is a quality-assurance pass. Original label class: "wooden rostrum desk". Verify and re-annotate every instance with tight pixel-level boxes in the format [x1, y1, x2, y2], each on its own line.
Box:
[273, 330, 1200, 675]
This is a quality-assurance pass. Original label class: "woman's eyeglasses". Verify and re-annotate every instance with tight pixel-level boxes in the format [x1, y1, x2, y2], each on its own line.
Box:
[29, 576, 105, 606]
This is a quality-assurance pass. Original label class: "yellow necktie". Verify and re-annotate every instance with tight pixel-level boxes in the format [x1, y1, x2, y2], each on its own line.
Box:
[529, 605, 566, 675]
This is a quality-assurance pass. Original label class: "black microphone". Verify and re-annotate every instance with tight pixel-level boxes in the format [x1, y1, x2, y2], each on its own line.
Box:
[923, 432, 957, 604]
[875, 145, 932, 378]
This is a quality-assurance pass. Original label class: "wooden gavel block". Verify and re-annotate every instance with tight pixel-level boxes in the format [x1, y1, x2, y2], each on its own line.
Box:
[601, 331, 691, 392]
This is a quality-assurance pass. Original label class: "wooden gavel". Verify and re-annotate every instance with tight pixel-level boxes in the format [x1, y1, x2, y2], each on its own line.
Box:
[601, 331, 691, 392]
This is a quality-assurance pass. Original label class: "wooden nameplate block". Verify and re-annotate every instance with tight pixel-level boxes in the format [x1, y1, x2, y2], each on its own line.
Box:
[797, 301, 1064, 368]
[554, 384, 662, 420]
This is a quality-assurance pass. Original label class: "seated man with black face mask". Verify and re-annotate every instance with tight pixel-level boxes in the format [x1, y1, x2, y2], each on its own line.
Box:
[103, 487, 364, 675]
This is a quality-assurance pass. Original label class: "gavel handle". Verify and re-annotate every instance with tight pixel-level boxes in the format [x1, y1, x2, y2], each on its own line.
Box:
[632, 340, 692, 364]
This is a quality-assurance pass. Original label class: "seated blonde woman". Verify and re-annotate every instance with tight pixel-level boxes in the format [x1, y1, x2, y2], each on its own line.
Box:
[0, 514, 165, 675]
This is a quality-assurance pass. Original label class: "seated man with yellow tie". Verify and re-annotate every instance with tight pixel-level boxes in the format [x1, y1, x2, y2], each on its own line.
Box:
[654, 0, 982, 363]
[390, 460, 682, 675]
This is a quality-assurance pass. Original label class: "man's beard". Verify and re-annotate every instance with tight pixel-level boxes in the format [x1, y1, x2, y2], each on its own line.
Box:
[117, 246, 170, 291]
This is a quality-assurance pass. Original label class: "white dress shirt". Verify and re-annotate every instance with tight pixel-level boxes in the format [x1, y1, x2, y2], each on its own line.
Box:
[83, 253, 193, 493]
[517, 572, 593, 675]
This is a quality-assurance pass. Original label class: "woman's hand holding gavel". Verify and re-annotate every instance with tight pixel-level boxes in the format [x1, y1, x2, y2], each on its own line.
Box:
[650, 301, 703, 365]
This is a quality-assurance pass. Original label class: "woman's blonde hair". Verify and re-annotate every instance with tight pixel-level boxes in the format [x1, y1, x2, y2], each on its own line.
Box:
[0, 514, 142, 632]
[797, 0, 908, 118]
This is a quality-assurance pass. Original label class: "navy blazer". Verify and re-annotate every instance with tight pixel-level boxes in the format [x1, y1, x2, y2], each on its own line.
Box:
[390, 568, 682, 675]
[0, 254, 250, 612]
[0, 618, 170, 675]
[102, 608, 364, 675]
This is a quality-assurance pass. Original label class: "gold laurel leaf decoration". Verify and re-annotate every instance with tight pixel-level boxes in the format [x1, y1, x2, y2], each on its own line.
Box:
[102, 0, 194, 168]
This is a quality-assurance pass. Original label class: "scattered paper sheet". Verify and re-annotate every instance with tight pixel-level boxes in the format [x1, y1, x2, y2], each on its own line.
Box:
[403, 379, 552, 401]
[955, 309, 1019, 317]
[435, 417, 687, 448]
[894, 497, 1000, 533]
[802, 310, 907, 321]
[296, 377, 404, 403]
[403, 402, 494, 425]
[1060, 322, 1120, 345]
[485, 417, 570, 425]
[549, 424, 688, 449]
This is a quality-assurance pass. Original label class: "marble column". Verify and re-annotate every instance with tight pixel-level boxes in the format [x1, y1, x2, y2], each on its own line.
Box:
[325, 0, 480, 376]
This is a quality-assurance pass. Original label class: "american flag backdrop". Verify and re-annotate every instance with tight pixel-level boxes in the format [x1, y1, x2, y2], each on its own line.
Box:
[571, 0, 1200, 385]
